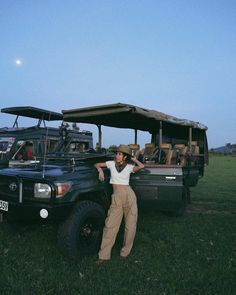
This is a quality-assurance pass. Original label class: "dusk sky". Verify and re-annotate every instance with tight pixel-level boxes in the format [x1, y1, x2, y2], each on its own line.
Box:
[0, 1, 235, 148]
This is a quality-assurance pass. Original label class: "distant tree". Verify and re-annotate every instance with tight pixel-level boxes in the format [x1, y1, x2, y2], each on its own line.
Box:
[108, 145, 117, 153]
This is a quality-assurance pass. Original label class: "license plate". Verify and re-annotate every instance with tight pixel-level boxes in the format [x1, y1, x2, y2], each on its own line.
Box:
[0, 200, 8, 211]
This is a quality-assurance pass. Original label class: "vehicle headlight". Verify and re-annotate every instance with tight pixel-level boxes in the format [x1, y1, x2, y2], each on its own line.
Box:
[34, 183, 52, 199]
[54, 182, 72, 198]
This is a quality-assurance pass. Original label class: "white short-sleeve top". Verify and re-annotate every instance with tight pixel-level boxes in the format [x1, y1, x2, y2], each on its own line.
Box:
[106, 160, 134, 185]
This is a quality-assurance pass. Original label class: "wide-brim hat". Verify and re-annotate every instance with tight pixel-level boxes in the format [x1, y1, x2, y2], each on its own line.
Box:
[116, 144, 132, 156]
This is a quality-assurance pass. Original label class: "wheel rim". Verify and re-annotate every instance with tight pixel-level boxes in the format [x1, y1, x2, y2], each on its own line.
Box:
[77, 214, 104, 254]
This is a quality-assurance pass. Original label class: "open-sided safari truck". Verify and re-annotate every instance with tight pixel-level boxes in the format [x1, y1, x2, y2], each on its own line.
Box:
[0, 106, 93, 167]
[63, 103, 208, 217]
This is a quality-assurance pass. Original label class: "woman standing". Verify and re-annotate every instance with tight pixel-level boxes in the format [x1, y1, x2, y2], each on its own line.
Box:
[95, 144, 144, 264]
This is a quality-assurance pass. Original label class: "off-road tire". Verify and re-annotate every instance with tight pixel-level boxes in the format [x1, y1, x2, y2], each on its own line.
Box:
[165, 186, 188, 217]
[57, 200, 105, 259]
[175, 186, 188, 217]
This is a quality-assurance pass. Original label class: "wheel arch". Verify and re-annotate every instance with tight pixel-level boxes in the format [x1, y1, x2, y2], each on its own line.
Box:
[73, 189, 111, 211]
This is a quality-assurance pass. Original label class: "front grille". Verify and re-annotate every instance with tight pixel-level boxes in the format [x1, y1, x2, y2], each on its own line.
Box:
[0, 175, 52, 203]
[0, 175, 19, 201]
[22, 180, 35, 199]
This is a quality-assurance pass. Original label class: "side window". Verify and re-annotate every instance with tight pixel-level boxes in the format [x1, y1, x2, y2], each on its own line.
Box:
[24, 141, 34, 160]
[67, 142, 89, 153]
[47, 139, 59, 152]
[13, 140, 25, 160]
[40, 138, 59, 153]
[13, 140, 35, 160]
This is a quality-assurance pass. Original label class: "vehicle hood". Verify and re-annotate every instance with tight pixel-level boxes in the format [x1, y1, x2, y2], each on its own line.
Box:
[0, 164, 82, 180]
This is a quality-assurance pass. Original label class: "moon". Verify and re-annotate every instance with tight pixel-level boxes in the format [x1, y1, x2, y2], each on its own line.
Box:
[15, 59, 22, 66]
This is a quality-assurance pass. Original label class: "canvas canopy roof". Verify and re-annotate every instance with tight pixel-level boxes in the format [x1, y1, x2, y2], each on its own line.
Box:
[1, 106, 63, 121]
[63, 103, 207, 132]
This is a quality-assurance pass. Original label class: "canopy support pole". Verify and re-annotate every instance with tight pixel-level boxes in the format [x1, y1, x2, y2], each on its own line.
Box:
[97, 125, 102, 148]
[134, 129, 137, 144]
[159, 121, 163, 147]
[189, 127, 192, 153]
[13, 115, 19, 128]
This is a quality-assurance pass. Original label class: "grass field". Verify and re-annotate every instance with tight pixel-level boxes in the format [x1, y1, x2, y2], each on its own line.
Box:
[0, 155, 236, 295]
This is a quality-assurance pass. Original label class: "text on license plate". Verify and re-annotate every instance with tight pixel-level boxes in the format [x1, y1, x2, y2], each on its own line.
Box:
[0, 200, 8, 211]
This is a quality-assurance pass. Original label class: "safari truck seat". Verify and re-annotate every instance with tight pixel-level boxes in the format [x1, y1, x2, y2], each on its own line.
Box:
[188, 141, 200, 166]
[190, 141, 200, 155]
[160, 143, 173, 165]
[141, 143, 173, 164]
[173, 144, 188, 165]
[128, 144, 140, 157]
[142, 143, 155, 162]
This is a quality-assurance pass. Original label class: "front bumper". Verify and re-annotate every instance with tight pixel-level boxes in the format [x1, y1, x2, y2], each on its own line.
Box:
[0, 200, 74, 222]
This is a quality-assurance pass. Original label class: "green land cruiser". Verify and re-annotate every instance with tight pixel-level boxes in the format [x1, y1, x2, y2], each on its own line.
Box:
[0, 103, 208, 259]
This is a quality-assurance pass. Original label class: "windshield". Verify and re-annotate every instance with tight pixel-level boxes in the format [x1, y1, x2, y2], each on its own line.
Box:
[0, 137, 16, 156]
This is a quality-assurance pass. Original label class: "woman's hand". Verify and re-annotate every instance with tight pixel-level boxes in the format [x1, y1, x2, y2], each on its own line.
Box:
[131, 156, 145, 171]
[98, 168, 105, 181]
[94, 162, 106, 182]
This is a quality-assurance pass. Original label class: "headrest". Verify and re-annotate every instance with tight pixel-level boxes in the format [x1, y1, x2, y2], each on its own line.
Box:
[174, 144, 185, 149]
[129, 144, 140, 150]
[190, 141, 198, 146]
[145, 143, 155, 148]
[160, 143, 171, 149]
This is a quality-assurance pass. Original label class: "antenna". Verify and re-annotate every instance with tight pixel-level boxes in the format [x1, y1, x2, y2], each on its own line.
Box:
[42, 112, 52, 178]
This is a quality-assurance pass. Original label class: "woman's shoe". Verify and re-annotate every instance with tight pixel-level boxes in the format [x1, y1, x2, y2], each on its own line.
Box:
[96, 259, 107, 265]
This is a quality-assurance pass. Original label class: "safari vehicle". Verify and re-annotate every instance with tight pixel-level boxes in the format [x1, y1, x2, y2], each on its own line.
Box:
[63, 103, 209, 216]
[0, 106, 93, 167]
[0, 103, 208, 259]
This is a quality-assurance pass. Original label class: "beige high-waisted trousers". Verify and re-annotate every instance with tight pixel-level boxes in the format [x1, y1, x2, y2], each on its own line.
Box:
[98, 186, 138, 260]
